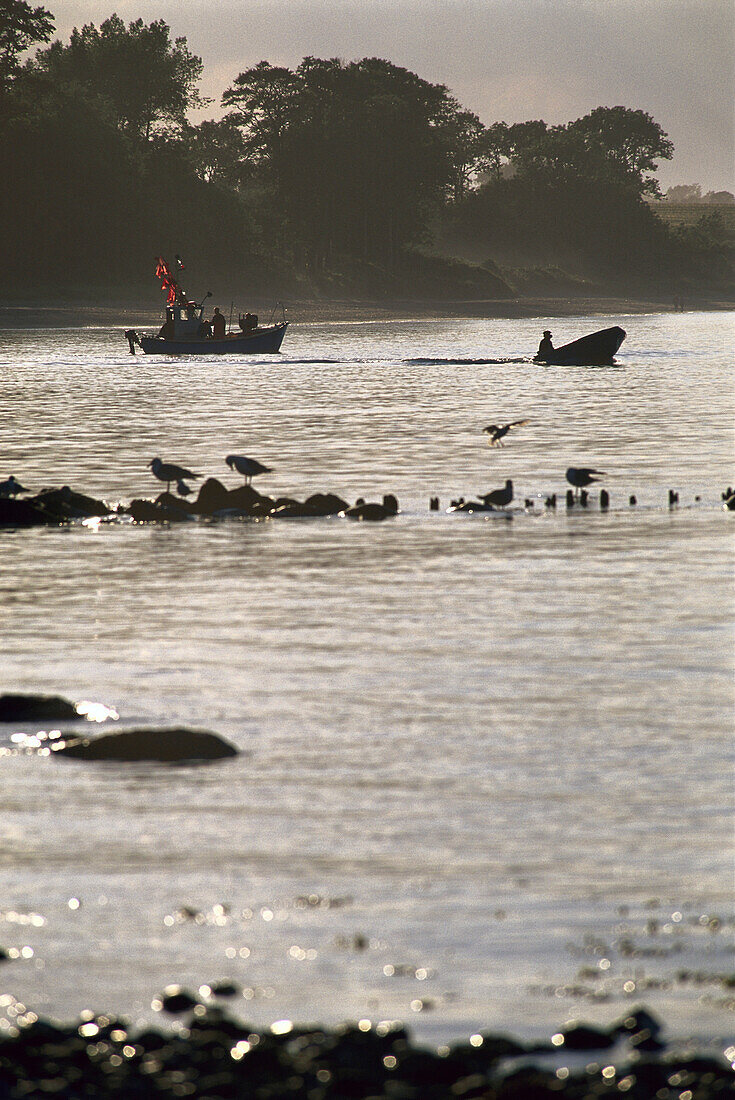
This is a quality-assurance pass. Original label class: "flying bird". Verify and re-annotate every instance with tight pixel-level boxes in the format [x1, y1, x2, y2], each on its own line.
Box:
[482, 420, 529, 447]
[0, 475, 29, 497]
[148, 457, 200, 494]
[566, 467, 606, 495]
[225, 454, 272, 485]
[479, 478, 514, 507]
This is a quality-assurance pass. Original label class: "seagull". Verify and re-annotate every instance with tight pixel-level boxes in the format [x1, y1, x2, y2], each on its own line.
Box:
[225, 454, 272, 485]
[0, 475, 29, 497]
[566, 467, 606, 496]
[482, 420, 529, 447]
[176, 479, 193, 497]
[148, 457, 200, 494]
[479, 478, 513, 507]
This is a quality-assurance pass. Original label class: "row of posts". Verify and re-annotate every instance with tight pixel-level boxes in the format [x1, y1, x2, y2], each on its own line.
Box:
[429, 488, 694, 511]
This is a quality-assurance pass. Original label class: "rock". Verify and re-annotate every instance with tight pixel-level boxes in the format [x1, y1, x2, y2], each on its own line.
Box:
[55, 727, 238, 762]
[560, 1021, 616, 1050]
[0, 1005, 726, 1098]
[614, 1006, 662, 1040]
[343, 495, 399, 521]
[31, 486, 111, 519]
[270, 500, 315, 518]
[193, 477, 231, 515]
[448, 499, 494, 513]
[154, 491, 193, 513]
[226, 484, 265, 511]
[0, 693, 81, 723]
[209, 981, 240, 998]
[159, 985, 201, 1015]
[127, 498, 191, 523]
[304, 492, 350, 516]
[0, 497, 51, 527]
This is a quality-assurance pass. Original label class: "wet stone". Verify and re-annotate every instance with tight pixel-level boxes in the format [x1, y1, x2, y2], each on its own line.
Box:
[54, 727, 238, 762]
[0, 1005, 730, 1098]
[560, 1022, 616, 1050]
[0, 693, 81, 723]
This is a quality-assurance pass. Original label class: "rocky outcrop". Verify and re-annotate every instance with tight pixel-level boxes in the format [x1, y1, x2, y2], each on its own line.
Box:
[0, 693, 81, 723]
[0, 1002, 728, 1099]
[56, 727, 238, 762]
[0, 486, 111, 527]
[343, 494, 399, 521]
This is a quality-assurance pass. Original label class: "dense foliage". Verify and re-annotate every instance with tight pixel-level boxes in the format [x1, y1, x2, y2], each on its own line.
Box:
[0, 0, 731, 300]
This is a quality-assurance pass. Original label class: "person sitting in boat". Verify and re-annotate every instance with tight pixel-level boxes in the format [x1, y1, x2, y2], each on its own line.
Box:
[537, 330, 554, 357]
[239, 312, 258, 332]
[211, 307, 226, 339]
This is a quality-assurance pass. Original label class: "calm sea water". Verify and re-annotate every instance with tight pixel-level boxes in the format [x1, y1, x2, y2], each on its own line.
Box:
[0, 311, 733, 1048]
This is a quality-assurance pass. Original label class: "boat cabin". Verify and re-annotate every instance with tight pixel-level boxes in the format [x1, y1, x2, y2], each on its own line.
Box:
[159, 302, 208, 341]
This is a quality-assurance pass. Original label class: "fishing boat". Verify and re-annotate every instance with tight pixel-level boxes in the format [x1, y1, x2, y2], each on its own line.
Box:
[125, 257, 289, 356]
[534, 326, 626, 365]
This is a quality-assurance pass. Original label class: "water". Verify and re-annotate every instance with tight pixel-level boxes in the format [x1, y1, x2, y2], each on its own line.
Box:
[0, 311, 733, 1048]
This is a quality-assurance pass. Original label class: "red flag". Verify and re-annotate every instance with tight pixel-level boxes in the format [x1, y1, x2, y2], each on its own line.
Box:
[154, 257, 182, 304]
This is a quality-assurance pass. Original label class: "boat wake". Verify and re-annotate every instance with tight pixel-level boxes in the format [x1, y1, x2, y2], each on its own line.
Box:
[276, 356, 532, 366]
[404, 356, 530, 365]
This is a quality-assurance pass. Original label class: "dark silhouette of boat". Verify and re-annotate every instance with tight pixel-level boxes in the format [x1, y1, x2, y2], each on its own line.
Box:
[124, 256, 288, 356]
[534, 326, 626, 365]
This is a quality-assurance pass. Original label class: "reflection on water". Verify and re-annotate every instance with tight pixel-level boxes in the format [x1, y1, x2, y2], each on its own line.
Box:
[0, 312, 733, 1043]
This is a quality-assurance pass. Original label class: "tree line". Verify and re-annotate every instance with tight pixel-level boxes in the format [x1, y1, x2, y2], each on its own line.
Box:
[0, 1, 731, 300]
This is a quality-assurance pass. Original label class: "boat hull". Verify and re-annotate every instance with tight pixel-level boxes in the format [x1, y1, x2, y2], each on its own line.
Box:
[534, 326, 626, 365]
[138, 322, 288, 355]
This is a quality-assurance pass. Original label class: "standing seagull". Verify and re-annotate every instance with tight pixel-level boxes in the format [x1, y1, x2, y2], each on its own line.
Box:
[148, 457, 200, 495]
[225, 454, 272, 485]
[483, 420, 529, 447]
[566, 467, 606, 496]
[0, 475, 29, 498]
[479, 479, 514, 507]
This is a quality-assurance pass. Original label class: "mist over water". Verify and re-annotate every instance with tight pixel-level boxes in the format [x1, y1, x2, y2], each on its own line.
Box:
[0, 311, 733, 1045]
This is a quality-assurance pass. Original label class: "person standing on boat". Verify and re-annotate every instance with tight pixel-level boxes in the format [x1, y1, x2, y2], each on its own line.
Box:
[537, 330, 554, 357]
[211, 307, 226, 339]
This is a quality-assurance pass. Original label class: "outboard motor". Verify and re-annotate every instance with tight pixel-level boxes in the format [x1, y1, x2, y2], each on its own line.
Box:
[125, 329, 139, 355]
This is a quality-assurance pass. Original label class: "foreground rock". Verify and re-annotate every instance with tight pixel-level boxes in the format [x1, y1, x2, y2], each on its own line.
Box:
[0, 693, 81, 723]
[0, 486, 111, 526]
[0, 1002, 729, 1099]
[56, 727, 238, 762]
[128, 480, 395, 524]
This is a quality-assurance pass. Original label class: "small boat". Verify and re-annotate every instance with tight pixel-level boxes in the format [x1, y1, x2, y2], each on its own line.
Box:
[534, 326, 626, 365]
[125, 257, 289, 356]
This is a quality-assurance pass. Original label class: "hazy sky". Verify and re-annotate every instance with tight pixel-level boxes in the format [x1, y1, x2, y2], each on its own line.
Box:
[46, 1, 734, 191]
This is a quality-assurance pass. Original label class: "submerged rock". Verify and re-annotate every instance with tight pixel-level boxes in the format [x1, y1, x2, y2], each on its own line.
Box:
[31, 486, 111, 519]
[0, 485, 114, 525]
[55, 727, 238, 762]
[0, 693, 81, 723]
[0, 497, 50, 527]
[304, 491, 350, 515]
[127, 497, 192, 523]
[343, 494, 399, 521]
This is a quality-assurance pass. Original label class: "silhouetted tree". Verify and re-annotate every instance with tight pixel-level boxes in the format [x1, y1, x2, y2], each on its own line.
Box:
[0, 0, 53, 87]
[183, 116, 250, 187]
[223, 56, 485, 270]
[27, 14, 207, 139]
[569, 106, 673, 196]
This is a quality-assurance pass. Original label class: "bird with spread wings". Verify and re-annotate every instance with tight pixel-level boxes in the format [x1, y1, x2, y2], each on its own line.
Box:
[482, 420, 529, 447]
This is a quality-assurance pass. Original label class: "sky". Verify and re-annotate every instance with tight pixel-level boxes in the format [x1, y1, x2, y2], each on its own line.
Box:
[43, 0, 734, 192]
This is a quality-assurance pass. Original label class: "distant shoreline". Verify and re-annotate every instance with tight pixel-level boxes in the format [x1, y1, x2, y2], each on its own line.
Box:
[0, 294, 733, 328]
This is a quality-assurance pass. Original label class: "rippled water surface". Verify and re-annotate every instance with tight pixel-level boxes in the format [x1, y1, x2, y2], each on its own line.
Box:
[0, 311, 733, 1045]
